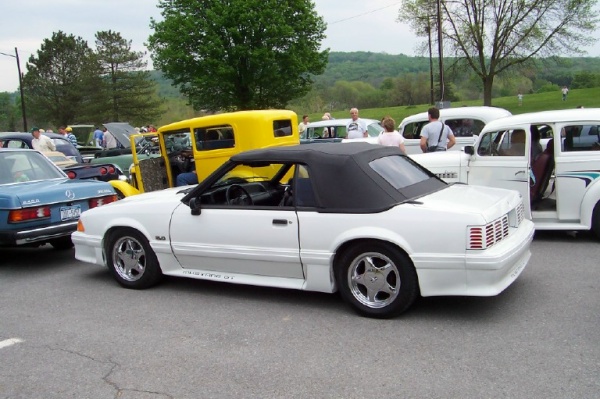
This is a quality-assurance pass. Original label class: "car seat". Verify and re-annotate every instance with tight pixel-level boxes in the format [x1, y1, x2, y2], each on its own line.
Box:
[530, 139, 555, 203]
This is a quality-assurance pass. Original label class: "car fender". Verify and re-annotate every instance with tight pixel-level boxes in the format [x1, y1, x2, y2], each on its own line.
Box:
[409, 151, 468, 183]
[108, 180, 140, 197]
[579, 178, 600, 229]
[332, 225, 415, 257]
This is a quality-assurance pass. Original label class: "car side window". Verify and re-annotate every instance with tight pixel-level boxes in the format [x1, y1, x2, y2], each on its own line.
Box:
[273, 120, 293, 137]
[4, 139, 27, 149]
[446, 118, 485, 137]
[402, 122, 425, 139]
[289, 165, 316, 208]
[562, 124, 600, 152]
[478, 130, 523, 156]
[194, 125, 235, 151]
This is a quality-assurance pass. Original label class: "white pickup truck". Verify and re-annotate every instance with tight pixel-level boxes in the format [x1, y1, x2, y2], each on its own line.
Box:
[411, 109, 600, 237]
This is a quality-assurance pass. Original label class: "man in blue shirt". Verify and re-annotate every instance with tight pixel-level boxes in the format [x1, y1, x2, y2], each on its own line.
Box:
[65, 127, 78, 146]
[93, 127, 104, 147]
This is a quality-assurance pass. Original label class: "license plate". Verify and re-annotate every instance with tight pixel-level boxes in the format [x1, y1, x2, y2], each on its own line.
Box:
[60, 205, 81, 221]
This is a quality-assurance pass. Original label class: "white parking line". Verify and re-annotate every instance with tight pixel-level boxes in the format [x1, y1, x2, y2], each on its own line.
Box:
[0, 338, 24, 349]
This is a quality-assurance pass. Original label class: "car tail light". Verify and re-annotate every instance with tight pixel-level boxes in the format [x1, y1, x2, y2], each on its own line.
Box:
[8, 206, 51, 223]
[107, 165, 116, 174]
[467, 215, 510, 250]
[99, 167, 108, 175]
[66, 171, 77, 179]
[89, 195, 118, 208]
[77, 219, 85, 232]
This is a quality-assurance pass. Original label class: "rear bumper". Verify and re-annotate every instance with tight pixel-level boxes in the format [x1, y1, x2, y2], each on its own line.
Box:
[0, 221, 78, 247]
[416, 219, 535, 297]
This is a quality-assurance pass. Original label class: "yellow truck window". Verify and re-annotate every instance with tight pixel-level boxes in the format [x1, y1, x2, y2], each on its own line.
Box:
[273, 120, 293, 137]
[194, 125, 235, 151]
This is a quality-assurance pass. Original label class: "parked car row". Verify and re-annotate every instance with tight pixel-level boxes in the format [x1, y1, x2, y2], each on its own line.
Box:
[304, 106, 513, 154]
[8, 107, 598, 319]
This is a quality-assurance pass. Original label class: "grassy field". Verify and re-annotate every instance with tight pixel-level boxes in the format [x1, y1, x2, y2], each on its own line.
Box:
[305, 86, 600, 124]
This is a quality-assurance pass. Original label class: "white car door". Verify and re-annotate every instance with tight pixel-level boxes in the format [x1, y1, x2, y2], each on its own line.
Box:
[467, 127, 532, 217]
[168, 204, 303, 279]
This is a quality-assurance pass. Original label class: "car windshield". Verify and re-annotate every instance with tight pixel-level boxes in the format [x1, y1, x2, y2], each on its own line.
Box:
[0, 151, 66, 185]
[367, 122, 384, 137]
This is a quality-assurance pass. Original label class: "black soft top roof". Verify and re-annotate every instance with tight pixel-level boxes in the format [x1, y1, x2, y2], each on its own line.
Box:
[229, 142, 443, 211]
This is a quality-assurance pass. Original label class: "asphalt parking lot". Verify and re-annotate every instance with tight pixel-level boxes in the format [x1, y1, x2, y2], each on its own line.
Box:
[1, 230, 599, 399]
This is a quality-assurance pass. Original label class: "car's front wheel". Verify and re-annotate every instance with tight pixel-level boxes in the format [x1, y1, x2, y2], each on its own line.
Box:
[105, 228, 162, 289]
[336, 242, 419, 318]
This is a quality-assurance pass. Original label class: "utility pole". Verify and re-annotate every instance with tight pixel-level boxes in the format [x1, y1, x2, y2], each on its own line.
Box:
[436, 0, 444, 104]
[15, 48, 27, 132]
[0, 47, 27, 131]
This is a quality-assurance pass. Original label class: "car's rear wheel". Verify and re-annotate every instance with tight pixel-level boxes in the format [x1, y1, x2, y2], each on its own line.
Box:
[105, 228, 162, 289]
[50, 236, 74, 250]
[336, 242, 419, 318]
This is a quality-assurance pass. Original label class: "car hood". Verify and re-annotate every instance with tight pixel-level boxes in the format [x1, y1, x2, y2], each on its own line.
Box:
[417, 183, 521, 223]
[103, 122, 137, 148]
[0, 179, 116, 209]
[118, 186, 190, 205]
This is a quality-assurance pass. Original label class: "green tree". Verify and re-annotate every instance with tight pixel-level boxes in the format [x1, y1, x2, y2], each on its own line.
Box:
[400, 0, 599, 105]
[22, 31, 102, 127]
[94, 30, 164, 125]
[148, 0, 328, 111]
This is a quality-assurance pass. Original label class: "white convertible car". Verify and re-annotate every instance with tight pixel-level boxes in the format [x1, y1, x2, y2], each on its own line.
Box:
[73, 143, 534, 318]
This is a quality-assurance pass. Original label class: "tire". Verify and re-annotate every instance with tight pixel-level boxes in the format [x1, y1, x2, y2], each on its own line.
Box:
[50, 236, 74, 250]
[335, 242, 419, 319]
[105, 228, 162, 289]
[592, 201, 600, 240]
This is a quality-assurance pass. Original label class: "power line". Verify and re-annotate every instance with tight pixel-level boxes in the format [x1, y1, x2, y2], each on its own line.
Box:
[328, 2, 403, 25]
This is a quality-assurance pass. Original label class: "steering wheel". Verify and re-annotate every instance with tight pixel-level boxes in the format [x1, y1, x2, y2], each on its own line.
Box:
[225, 184, 253, 206]
[170, 150, 194, 172]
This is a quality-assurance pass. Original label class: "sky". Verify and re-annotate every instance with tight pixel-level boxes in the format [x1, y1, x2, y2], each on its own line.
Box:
[1, 0, 599, 93]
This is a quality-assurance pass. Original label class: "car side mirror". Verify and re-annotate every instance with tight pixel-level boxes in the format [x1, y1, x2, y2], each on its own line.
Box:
[189, 197, 201, 216]
[464, 145, 474, 155]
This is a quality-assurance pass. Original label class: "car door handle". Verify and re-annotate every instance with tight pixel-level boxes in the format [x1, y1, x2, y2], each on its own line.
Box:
[272, 219, 290, 225]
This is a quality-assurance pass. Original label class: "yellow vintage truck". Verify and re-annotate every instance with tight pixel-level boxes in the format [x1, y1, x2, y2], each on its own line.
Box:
[109, 110, 299, 197]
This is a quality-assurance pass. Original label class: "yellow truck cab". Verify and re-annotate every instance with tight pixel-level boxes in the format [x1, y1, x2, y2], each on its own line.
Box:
[111, 110, 299, 197]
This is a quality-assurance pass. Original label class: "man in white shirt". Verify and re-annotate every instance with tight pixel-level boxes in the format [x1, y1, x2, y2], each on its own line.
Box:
[30, 127, 56, 152]
[102, 128, 118, 149]
[298, 115, 309, 138]
[345, 108, 368, 139]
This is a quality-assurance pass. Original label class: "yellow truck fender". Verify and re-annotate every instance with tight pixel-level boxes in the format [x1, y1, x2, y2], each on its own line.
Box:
[109, 180, 140, 198]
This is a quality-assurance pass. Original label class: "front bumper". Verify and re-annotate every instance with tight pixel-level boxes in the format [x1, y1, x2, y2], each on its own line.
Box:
[72, 231, 106, 267]
[0, 221, 78, 247]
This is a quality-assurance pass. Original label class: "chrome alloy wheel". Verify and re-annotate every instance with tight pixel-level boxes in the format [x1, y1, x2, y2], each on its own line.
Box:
[111, 235, 147, 282]
[347, 252, 400, 309]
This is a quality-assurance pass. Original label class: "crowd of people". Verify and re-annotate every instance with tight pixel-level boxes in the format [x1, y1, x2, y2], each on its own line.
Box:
[298, 106, 456, 154]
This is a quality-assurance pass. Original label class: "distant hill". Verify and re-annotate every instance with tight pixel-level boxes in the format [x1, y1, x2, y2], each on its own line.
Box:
[149, 52, 600, 99]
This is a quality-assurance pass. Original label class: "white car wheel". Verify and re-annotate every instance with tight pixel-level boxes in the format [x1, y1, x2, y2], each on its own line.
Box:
[336, 242, 419, 318]
[106, 228, 162, 289]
